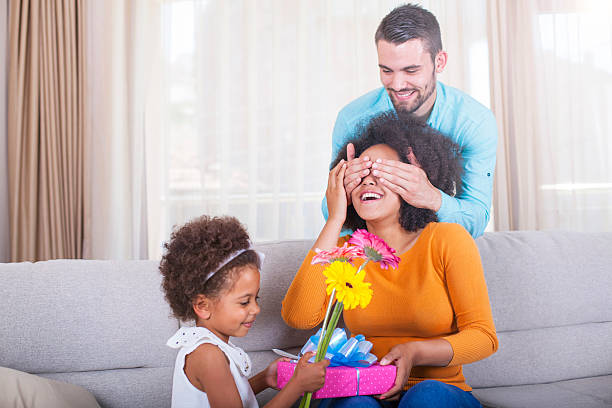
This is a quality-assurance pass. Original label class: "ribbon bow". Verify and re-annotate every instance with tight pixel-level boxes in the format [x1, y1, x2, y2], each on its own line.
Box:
[300, 328, 377, 367]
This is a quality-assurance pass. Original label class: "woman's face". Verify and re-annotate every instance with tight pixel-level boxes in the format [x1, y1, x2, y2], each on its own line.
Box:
[351, 144, 402, 225]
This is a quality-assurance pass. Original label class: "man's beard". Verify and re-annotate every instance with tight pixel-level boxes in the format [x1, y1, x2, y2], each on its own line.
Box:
[389, 71, 437, 115]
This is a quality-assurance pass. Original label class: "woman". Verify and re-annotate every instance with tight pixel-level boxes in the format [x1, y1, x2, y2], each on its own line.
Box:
[282, 113, 498, 408]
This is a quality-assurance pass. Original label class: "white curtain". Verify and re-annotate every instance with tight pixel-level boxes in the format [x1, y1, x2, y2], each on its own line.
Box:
[147, 0, 491, 258]
[84, 0, 161, 259]
[489, 0, 612, 231]
[81, 0, 612, 259]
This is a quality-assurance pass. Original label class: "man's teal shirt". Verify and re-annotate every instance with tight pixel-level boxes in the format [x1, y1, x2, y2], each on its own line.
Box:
[323, 81, 497, 238]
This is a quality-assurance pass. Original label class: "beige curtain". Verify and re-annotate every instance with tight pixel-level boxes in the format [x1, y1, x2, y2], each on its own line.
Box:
[489, 0, 612, 232]
[0, 0, 9, 263]
[7, 0, 85, 261]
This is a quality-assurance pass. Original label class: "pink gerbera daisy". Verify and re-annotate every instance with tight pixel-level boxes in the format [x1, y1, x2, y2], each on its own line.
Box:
[312, 243, 364, 265]
[348, 229, 400, 269]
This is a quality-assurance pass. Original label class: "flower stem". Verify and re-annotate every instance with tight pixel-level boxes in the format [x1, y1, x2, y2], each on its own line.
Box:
[298, 259, 368, 408]
[318, 288, 336, 349]
[316, 301, 343, 361]
[299, 300, 344, 408]
[298, 393, 311, 408]
[356, 259, 369, 275]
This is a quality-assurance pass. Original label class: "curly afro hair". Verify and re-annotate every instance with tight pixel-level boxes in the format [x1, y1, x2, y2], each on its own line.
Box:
[332, 112, 463, 232]
[159, 215, 261, 322]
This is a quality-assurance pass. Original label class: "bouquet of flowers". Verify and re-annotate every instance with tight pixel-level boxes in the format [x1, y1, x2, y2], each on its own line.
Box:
[298, 229, 400, 408]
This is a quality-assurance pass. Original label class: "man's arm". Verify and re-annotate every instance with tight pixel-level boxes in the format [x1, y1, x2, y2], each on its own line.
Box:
[371, 114, 497, 238]
[435, 114, 497, 237]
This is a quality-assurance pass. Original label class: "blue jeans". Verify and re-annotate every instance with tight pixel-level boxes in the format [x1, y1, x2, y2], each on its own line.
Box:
[323, 380, 482, 408]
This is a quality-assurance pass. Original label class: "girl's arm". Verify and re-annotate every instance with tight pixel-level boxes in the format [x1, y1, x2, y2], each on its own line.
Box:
[185, 343, 243, 408]
[248, 357, 289, 395]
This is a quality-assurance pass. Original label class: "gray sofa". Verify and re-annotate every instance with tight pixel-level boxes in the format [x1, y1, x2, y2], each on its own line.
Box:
[1, 231, 611, 407]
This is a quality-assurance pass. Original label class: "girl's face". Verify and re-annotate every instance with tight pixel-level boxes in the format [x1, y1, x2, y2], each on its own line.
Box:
[351, 144, 402, 225]
[202, 265, 261, 343]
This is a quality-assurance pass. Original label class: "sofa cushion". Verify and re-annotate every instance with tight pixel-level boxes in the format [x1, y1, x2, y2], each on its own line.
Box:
[41, 367, 172, 408]
[0, 367, 100, 408]
[463, 322, 612, 388]
[464, 231, 612, 388]
[473, 374, 612, 408]
[0, 260, 178, 374]
[475, 231, 611, 332]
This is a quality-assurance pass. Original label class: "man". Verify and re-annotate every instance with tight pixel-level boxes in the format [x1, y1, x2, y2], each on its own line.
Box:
[323, 3, 497, 238]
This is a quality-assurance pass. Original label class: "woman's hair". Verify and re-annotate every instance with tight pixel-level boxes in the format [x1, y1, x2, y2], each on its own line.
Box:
[332, 112, 463, 232]
[159, 215, 261, 322]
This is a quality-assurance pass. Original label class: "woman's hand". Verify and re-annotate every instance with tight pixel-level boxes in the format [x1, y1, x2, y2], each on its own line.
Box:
[325, 159, 348, 225]
[378, 343, 415, 400]
[311, 160, 349, 252]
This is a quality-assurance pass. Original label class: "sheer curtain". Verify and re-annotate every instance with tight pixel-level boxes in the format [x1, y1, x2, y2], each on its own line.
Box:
[148, 0, 491, 258]
[489, 0, 612, 231]
[84, 0, 160, 259]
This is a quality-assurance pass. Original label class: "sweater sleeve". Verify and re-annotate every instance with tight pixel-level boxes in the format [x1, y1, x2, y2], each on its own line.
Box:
[438, 224, 499, 366]
[281, 250, 333, 330]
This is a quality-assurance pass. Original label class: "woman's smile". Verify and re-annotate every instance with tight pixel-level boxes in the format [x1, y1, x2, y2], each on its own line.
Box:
[359, 190, 384, 203]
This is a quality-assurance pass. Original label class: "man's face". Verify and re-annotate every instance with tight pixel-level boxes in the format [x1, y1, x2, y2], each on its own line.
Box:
[376, 38, 445, 117]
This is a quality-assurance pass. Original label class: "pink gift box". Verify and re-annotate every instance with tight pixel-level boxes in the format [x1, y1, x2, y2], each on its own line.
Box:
[276, 361, 396, 399]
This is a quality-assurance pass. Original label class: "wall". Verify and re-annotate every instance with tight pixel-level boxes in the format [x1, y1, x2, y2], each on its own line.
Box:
[0, 0, 9, 262]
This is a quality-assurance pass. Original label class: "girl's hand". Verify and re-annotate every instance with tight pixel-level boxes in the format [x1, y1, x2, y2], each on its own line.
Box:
[378, 343, 415, 400]
[290, 352, 330, 393]
[326, 159, 348, 225]
[263, 357, 290, 389]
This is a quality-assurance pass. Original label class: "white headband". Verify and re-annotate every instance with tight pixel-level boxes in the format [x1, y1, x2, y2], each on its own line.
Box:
[204, 246, 265, 283]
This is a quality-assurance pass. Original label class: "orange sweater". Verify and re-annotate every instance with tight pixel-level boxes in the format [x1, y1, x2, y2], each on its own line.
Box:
[281, 222, 498, 391]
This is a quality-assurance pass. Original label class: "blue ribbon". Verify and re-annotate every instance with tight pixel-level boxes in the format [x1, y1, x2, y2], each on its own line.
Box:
[300, 328, 378, 367]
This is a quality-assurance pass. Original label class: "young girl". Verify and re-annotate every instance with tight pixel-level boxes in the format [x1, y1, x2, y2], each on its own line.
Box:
[160, 215, 329, 408]
[282, 113, 498, 407]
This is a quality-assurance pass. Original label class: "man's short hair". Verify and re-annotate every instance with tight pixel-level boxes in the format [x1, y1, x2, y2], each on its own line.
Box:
[375, 3, 443, 60]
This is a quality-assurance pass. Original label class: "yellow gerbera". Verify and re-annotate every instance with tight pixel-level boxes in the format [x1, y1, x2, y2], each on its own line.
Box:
[322, 261, 373, 310]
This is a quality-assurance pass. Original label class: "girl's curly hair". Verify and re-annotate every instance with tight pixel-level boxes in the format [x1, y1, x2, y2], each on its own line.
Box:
[159, 215, 260, 322]
[332, 112, 463, 232]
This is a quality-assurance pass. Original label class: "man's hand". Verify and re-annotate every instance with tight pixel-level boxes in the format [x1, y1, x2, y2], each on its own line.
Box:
[371, 158, 442, 211]
[343, 143, 372, 204]
[378, 343, 415, 400]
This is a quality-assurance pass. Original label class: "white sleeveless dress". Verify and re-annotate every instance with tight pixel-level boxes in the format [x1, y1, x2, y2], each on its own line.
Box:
[167, 326, 258, 408]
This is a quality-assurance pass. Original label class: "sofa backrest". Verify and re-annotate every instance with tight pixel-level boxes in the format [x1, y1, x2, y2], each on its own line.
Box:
[464, 231, 612, 388]
[3, 231, 610, 393]
[0, 260, 178, 374]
